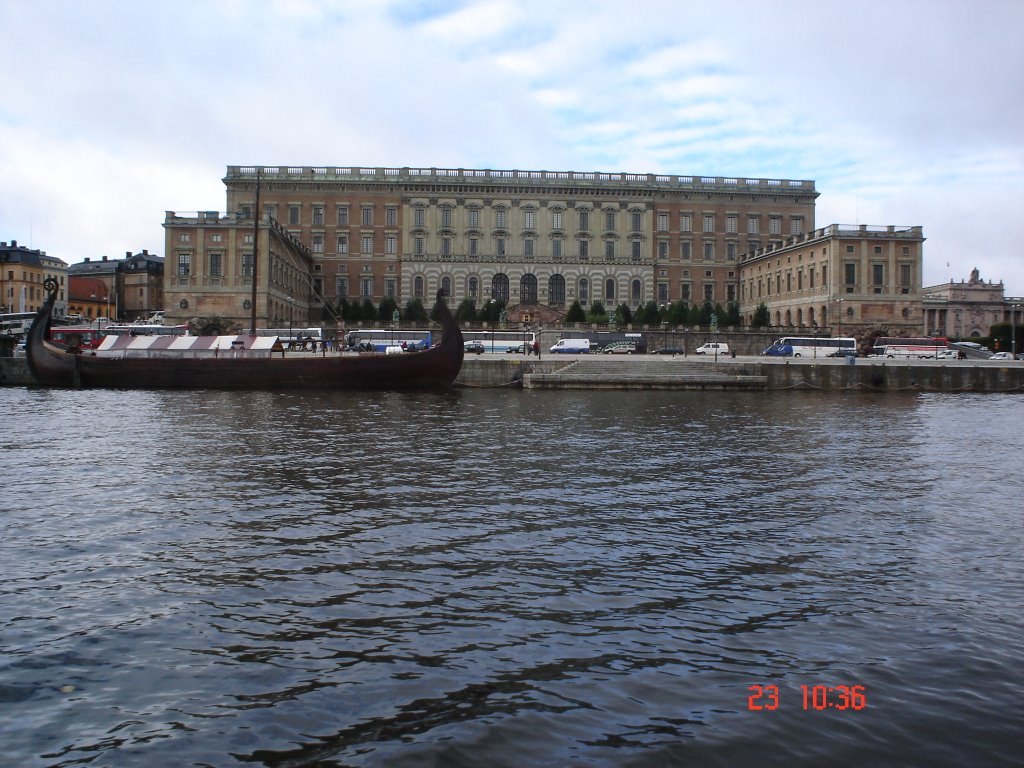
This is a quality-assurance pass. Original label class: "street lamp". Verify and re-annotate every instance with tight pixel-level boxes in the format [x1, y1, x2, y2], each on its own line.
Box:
[1012, 303, 1021, 360]
[836, 297, 844, 337]
[286, 295, 293, 348]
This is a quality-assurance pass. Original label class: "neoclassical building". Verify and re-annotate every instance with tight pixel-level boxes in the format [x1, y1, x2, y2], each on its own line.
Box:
[921, 268, 1021, 339]
[162, 165, 818, 329]
[737, 224, 926, 336]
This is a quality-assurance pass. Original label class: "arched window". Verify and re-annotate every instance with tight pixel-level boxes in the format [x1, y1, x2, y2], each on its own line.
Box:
[414, 275, 425, 298]
[631, 279, 642, 305]
[521, 274, 538, 305]
[579, 278, 589, 306]
[491, 273, 509, 303]
[605, 278, 616, 302]
[548, 274, 565, 306]
[441, 276, 452, 297]
[468, 276, 479, 301]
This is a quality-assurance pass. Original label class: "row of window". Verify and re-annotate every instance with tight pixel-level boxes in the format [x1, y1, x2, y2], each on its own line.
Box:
[243, 204, 806, 237]
[742, 262, 915, 301]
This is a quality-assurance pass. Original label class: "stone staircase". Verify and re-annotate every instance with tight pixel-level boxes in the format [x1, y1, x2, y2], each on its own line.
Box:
[523, 357, 767, 390]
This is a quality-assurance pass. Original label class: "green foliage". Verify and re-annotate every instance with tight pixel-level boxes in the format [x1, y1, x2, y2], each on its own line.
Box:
[588, 300, 608, 323]
[989, 322, 1023, 354]
[360, 298, 376, 322]
[751, 302, 770, 328]
[564, 300, 587, 323]
[454, 299, 478, 323]
[723, 301, 742, 326]
[617, 303, 632, 324]
[404, 298, 428, 324]
[378, 297, 399, 324]
[478, 299, 505, 324]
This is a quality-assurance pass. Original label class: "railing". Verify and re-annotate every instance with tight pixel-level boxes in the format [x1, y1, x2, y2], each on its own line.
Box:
[226, 165, 816, 191]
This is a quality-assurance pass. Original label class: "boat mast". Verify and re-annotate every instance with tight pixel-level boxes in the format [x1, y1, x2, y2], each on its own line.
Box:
[249, 168, 261, 333]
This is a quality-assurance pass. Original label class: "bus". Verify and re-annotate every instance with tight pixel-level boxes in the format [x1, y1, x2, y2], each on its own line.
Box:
[344, 328, 433, 352]
[762, 336, 857, 357]
[103, 324, 189, 337]
[872, 336, 948, 359]
[0, 312, 36, 337]
[48, 327, 106, 349]
[460, 329, 537, 353]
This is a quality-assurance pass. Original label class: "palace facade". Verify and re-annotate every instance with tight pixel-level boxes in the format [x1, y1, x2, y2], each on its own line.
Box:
[162, 165, 819, 328]
[737, 224, 926, 336]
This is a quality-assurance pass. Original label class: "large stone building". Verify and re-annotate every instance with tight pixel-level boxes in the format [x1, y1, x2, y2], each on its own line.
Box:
[738, 224, 926, 337]
[68, 250, 164, 323]
[162, 165, 818, 329]
[921, 268, 1022, 339]
[1, 240, 68, 319]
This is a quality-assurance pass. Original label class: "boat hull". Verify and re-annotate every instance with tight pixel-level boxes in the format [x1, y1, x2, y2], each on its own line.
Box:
[27, 281, 464, 390]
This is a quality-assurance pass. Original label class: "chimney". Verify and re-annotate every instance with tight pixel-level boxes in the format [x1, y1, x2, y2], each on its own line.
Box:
[84, 257, 91, 262]
[126, 251, 132, 258]
[102, 255, 108, 261]
[11, 240, 16, 247]
[143, 249, 149, 256]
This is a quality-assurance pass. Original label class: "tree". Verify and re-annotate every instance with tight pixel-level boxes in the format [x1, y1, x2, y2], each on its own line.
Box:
[588, 300, 608, 323]
[617, 303, 633, 324]
[378, 297, 399, 324]
[723, 301, 741, 326]
[478, 299, 505, 324]
[454, 299, 478, 323]
[565, 300, 586, 323]
[404, 298, 428, 324]
[360, 298, 376, 322]
[751, 302, 770, 328]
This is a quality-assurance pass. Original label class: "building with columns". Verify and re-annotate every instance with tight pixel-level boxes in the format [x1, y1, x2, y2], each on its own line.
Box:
[161, 165, 818, 329]
[737, 224, 926, 337]
[921, 268, 1020, 339]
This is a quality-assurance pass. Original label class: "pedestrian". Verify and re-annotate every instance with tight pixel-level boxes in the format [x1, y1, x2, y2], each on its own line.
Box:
[533, 340, 540, 357]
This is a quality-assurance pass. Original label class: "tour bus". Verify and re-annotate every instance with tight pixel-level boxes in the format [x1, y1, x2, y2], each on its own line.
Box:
[872, 337, 948, 358]
[103, 324, 189, 337]
[762, 337, 857, 357]
[0, 312, 36, 337]
[343, 328, 432, 352]
[48, 327, 107, 349]
[460, 330, 537, 353]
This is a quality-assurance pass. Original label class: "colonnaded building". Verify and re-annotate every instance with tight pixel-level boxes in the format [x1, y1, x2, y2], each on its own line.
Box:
[161, 164, 924, 336]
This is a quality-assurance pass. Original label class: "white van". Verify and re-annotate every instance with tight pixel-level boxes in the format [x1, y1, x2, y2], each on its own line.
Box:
[695, 342, 730, 355]
[549, 338, 591, 354]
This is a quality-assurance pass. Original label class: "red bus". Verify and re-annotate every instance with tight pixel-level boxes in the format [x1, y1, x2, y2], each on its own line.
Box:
[48, 327, 106, 349]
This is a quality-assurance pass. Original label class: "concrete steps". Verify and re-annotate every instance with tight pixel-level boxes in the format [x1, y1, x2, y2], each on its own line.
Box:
[523, 358, 767, 390]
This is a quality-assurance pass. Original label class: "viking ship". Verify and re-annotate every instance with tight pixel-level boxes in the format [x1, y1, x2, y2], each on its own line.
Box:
[26, 278, 464, 390]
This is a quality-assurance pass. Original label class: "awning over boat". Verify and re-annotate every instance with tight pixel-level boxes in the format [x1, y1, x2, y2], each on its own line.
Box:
[96, 334, 278, 356]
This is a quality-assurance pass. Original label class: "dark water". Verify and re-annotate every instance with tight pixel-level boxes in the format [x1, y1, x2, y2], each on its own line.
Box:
[1, 386, 1022, 768]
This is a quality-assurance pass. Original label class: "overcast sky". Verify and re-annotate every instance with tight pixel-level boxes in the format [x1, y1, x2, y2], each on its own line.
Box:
[2, 0, 1022, 293]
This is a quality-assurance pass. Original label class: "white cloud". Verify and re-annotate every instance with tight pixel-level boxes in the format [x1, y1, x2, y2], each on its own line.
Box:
[1, 0, 1021, 293]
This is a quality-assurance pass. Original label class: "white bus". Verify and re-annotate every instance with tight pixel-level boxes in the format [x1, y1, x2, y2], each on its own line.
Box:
[344, 328, 433, 352]
[872, 336, 948, 359]
[0, 312, 36, 337]
[762, 336, 857, 358]
[460, 329, 537, 353]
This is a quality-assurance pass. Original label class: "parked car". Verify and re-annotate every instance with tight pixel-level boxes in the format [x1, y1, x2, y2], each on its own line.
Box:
[505, 343, 528, 354]
[652, 346, 685, 355]
[826, 349, 859, 358]
[464, 340, 485, 354]
[989, 351, 1013, 360]
[935, 350, 959, 360]
[602, 342, 636, 354]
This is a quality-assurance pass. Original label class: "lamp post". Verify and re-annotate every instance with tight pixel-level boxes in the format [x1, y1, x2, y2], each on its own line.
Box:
[836, 297, 844, 337]
[1012, 303, 1020, 360]
[286, 295, 293, 348]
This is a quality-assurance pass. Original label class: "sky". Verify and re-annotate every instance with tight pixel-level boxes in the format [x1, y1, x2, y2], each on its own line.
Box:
[2, 0, 1022, 294]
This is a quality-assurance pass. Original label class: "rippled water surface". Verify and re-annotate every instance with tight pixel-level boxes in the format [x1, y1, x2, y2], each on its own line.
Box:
[1, 387, 1022, 767]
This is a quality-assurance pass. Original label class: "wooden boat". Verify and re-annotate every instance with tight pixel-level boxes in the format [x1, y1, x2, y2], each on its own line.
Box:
[26, 278, 464, 389]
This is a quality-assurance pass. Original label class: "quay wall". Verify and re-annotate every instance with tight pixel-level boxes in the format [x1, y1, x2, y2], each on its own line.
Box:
[4, 356, 1023, 393]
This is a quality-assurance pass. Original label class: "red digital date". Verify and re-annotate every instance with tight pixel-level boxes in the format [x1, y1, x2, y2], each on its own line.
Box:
[748, 684, 867, 711]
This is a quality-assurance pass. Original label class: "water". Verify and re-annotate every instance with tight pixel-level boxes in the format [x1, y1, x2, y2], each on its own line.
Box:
[1, 387, 1022, 768]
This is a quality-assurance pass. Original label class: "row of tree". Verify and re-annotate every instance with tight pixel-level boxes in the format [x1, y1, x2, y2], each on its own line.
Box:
[325, 296, 759, 327]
